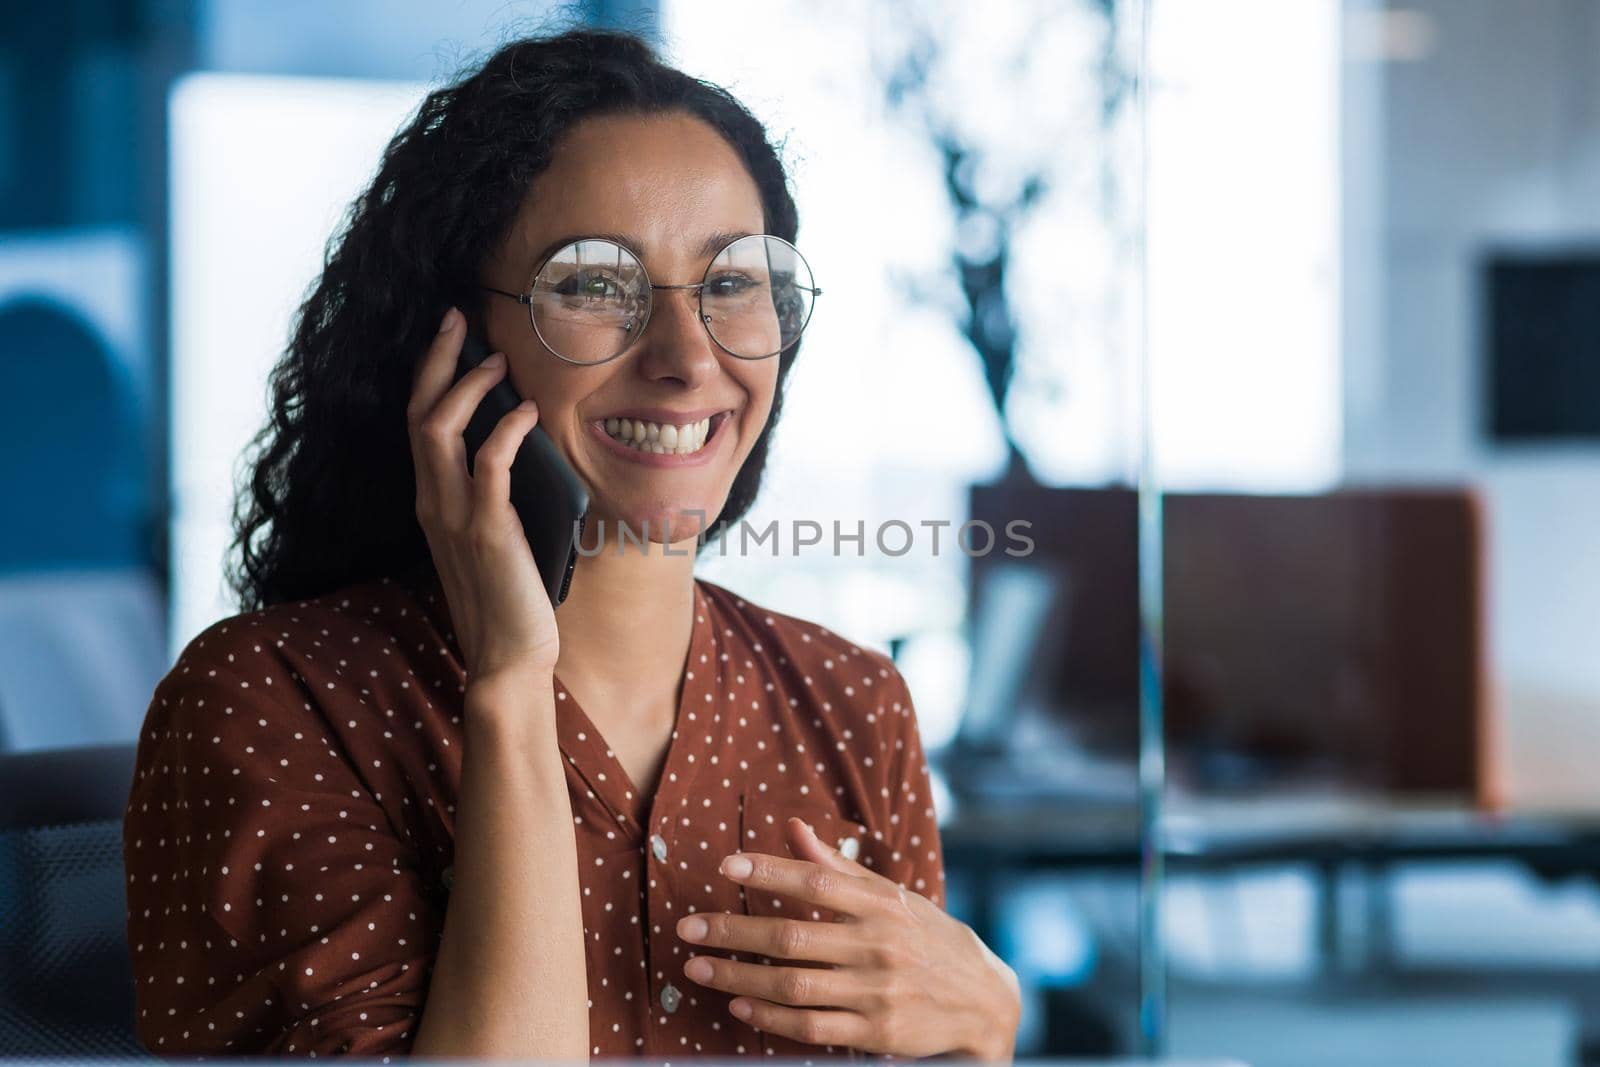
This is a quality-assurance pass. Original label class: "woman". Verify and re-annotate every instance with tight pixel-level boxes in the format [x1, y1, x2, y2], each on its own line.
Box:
[123, 27, 1019, 1061]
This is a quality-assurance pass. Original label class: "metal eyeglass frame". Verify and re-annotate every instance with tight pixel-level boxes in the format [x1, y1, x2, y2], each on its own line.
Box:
[477, 232, 822, 366]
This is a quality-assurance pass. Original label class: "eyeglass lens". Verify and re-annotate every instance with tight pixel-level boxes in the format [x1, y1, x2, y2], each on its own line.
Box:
[527, 234, 815, 363]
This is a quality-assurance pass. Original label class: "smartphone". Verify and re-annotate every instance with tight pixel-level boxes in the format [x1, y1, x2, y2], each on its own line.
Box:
[453, 330, 590, 608]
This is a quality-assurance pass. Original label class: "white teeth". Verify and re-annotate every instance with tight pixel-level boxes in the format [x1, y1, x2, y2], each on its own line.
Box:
[601, 414, 719, 455]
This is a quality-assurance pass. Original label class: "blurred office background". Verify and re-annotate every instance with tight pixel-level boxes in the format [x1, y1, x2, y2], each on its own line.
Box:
[2, 0, 1599, 1063]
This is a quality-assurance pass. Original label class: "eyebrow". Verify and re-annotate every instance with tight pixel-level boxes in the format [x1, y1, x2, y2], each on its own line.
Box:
[530, 230, 755, 271]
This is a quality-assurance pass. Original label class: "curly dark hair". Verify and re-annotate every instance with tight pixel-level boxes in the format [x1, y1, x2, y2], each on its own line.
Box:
[226, 27, 802, 611]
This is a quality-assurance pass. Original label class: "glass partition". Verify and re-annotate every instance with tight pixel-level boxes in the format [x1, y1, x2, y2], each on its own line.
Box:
[1155, 4, 1600, 1066]
[662, 0, 1159, 1055]
[4, 0, 1165, 1058]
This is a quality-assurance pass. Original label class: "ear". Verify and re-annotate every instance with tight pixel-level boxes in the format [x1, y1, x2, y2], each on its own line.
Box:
[783, 816, 868, 875]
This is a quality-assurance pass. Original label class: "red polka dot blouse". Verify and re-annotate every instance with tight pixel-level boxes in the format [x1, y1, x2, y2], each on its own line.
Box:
[122, 571, 946, 1059]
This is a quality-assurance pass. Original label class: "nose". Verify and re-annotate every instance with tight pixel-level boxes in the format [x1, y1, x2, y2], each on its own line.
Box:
[632, 286, 721, 385]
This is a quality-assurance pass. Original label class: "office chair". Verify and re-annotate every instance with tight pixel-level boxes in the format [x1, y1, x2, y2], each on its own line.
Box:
[0, 743, 147, 1056]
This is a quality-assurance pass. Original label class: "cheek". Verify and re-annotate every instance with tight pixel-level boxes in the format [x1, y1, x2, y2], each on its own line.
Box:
[509, 360, 602, 436]
[737, 362, 781, 434]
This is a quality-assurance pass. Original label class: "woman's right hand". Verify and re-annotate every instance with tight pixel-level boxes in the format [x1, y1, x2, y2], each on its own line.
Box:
[407, 306, 559, 685]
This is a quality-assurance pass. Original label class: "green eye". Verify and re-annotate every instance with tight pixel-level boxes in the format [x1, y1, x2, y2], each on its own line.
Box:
[554, 271, 625, 300]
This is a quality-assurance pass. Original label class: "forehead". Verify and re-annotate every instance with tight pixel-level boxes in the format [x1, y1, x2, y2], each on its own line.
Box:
[506, 111, 766, 271]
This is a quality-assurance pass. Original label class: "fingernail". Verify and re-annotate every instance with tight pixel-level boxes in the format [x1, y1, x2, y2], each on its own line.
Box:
[685, 957, 714, 982]
[517, 398, 536, 411]
[730, 999, 753, 1021]
[804, 820, 818, 838]
[721, 855, 753, 879]
[679, 916, 708, 941]
[438, 307, 458, 333]
[485, 351, 505, 368]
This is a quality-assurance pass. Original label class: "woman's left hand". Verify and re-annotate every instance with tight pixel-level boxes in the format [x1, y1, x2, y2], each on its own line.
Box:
[675, 817, 1021, 1061]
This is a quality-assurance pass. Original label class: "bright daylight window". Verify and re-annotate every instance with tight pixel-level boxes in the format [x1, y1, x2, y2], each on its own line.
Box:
[169, 1, 1337, 754]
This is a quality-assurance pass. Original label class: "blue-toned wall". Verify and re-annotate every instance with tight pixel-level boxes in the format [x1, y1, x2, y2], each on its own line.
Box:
[0, 0, 652, 749]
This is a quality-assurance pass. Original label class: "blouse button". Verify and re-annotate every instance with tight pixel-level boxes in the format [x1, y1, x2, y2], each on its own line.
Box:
[650, 834, 668, 862]
[838, 837, 860, 861]
[660, 982, 682, 1013]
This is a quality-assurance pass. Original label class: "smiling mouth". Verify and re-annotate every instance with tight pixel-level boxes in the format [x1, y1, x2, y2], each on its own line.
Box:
[597, 412, 730, 456]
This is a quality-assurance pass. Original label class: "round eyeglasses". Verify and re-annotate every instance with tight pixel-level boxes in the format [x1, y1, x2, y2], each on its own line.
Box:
[479, 233, 820, 366]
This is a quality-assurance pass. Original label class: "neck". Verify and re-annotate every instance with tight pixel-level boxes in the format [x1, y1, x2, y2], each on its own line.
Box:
[551, 525, 700, 712]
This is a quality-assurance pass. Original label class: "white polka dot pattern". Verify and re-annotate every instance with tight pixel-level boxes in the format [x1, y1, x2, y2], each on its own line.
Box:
[122, 572, 945, 1060]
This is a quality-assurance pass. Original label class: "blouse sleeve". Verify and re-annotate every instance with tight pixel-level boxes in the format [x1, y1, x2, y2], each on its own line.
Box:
[878, 663, 947, 910]
[123, 637, 441, 1058]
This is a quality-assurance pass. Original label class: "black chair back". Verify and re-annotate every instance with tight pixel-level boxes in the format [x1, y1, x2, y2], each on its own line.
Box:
[0, 743, 146, 1056]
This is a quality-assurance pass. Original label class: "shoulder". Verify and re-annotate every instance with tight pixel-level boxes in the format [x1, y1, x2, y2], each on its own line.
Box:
[146, 575, 441, 733]
[130, 574, 458, 823]
[174, 574, 438, 672]
[693, 576, 912, 724]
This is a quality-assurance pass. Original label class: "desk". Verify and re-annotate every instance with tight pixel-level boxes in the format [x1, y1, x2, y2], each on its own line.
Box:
[939, 796, 1600, 975]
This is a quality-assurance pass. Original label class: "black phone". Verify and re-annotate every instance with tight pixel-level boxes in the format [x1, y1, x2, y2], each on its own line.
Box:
[453, 330, 590, 608]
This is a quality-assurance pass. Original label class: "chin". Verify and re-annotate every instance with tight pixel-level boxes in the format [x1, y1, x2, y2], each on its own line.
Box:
[592, 496, 727, 547]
